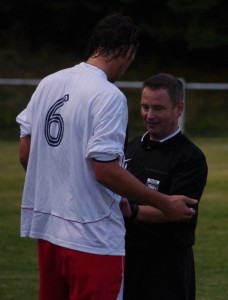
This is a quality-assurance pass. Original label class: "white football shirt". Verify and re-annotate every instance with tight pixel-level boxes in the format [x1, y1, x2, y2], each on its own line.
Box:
[16, 62, 128, 255]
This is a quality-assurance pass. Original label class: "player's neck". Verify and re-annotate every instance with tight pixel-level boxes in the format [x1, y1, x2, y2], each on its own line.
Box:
[86, 55, 119, 83]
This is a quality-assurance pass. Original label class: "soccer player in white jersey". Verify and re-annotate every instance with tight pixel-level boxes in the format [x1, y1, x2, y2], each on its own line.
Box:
[16, 13, 197, 300]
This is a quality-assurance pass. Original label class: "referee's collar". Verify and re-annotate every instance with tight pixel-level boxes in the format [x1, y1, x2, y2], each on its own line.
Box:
[141, 127, 181, 143]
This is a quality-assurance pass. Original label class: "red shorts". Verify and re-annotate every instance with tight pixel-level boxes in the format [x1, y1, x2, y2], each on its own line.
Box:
[38, 239, 125, 300]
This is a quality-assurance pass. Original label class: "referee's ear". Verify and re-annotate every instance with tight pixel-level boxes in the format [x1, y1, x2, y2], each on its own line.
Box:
[177, 100, 184, 118]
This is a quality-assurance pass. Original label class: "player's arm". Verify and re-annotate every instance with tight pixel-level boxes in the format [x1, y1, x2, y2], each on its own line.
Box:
[120, 197, 169, 223]
[136, 205, 169, 222]
[135, 153, 207, 223]
[92, 159, 197, 222]
[19, 135, 31, 171]
[135, 153, 208, 223]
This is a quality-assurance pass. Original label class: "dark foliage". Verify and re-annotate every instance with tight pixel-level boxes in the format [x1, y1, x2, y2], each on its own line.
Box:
[0, 0, 227, 67]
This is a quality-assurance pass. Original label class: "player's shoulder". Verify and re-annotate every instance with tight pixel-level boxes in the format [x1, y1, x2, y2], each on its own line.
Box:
[36, 67, 75, 90]
[45, 66, 75, 81]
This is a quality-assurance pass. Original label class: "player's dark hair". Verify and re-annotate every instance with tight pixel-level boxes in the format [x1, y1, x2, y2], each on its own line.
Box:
[143, 73, 184, 105]
[84, 13, 139, 60]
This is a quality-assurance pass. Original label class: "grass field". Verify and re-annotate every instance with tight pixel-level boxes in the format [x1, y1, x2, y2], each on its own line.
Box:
[0, 137, 228, 299]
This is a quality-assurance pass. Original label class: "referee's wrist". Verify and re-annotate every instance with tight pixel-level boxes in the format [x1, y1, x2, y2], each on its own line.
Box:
[129, 202, 139, 219]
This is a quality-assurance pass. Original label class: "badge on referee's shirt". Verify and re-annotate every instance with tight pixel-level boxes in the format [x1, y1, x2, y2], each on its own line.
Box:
[146, 178, 160, 190]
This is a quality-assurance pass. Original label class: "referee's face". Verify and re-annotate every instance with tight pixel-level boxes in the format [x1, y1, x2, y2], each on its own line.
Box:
[141, 87, 183, 141]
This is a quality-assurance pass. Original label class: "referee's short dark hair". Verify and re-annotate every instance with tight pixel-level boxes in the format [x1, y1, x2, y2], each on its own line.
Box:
[143, 73, 184, 105]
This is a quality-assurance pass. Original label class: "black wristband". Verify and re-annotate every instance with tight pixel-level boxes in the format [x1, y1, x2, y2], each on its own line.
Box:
[129, 202, 139, 219]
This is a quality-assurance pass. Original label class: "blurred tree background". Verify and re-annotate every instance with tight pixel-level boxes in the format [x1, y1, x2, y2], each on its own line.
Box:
[0, 0, 227, 138]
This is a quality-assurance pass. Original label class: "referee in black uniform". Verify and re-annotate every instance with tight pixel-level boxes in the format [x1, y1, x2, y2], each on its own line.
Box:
[123, 73, 208, 300]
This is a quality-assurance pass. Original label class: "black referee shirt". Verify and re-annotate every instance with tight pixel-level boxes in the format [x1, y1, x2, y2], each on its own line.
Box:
[124, 131, 208, 249]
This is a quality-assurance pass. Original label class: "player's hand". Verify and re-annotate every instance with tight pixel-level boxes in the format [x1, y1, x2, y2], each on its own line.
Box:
[163, 195, 198, 222]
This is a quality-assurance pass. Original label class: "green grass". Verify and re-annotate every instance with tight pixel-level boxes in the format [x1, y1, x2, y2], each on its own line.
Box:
[0, 140, 38, 300]
[193, 137, 228, 300]
[0, 137, 228, 299]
